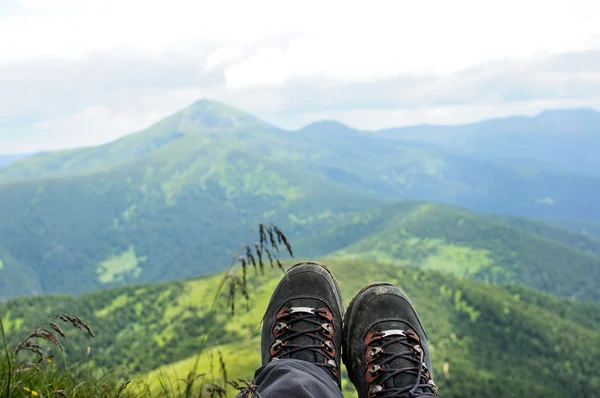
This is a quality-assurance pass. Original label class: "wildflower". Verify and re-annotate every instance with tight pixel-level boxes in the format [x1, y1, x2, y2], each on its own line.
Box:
[31, 391, 39, 396]
[23, 387, 31, 392]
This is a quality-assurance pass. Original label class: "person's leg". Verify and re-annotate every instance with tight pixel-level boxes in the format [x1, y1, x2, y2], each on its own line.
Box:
[343, 283, 438, 397]
[239, 261, 345, 398]
[241, 359, 343, 397]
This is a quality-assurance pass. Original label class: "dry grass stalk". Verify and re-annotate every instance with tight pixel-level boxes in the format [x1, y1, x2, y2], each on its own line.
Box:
[13, 361, 42, 376]
[228, 379, 261, 397]
[115, 380, 131, 397]
[225, 223, 293, 315]
[8, 312, 96, 389]
[204, 382, 227, 398]
[27, 328, 65, 352]
[52, 313, 95, 337]
[49, 322, 67, 340]
[218, 351, 227, 385]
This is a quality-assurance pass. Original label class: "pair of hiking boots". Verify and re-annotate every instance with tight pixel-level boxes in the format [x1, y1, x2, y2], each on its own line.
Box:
[261, 261, 438, 397]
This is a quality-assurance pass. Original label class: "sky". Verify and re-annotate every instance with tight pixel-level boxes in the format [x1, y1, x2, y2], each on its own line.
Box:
[1, 0, 600, 153]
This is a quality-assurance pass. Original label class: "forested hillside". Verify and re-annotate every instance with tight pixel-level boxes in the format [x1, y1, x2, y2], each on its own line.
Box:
[2, 101, 600, 299]
[2, 259, 599, 397]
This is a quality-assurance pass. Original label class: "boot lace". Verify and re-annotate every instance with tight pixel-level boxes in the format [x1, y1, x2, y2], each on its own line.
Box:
[364, 329, 437, 397]
[269, 306, 338, 377]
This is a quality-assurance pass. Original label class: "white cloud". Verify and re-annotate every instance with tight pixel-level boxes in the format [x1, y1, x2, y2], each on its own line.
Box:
[204, 46, 245, 72]
[4, 105, 170, 152]
[222, 0, 600, 87]
[2, 0, 600, 152]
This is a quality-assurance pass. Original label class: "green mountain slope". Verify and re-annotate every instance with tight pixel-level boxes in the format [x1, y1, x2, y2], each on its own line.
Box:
[2, 99, 600, 299]
[550, 219, 600, 240]
[0, 141, 381, 298]
[293, 202, 600, 301]
[0, 100, 282, 184]
[2, 259, 599, 397]
[3, 100, 600, 222]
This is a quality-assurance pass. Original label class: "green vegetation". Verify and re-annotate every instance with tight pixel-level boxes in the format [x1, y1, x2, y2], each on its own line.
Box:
[2, 258, 599, 397]
[3, 180, 600, 301]
[0, 223, 293, 398]
[96, 246, 145, 284]
[2, 100, 600, 397]
[292, 201, 600, 301]
[2, 100, 600, 301]
[551, 218, 600, 239]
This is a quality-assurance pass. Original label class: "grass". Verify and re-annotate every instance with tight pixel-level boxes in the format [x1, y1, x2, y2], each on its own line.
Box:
[96, 246, 145, 284]
[2, 223, 600, 397]
[0, 223, 293, 398]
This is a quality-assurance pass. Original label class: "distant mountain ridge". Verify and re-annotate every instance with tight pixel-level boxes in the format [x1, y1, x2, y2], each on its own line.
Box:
[0, 153, 33, 168]
[376, 108, 600, 176]
[1, 100, 600, 299]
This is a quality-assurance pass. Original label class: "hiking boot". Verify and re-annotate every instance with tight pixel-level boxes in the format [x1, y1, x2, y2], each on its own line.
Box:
[343, 283, 437, 397]
[261, 261, 344, 386]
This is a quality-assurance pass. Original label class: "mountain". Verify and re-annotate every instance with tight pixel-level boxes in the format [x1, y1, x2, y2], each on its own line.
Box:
[377, 108, 600, 176]
[550, 219, 600, 240]
[2, 259, 599, 397]
[0, 100, 283, 184]
[0, 146, 381, 298]
[291, 201, 600, 301]
[3, 103, 600, 224]
[2, 100, 600, 299]
[0, 153, 32, 168]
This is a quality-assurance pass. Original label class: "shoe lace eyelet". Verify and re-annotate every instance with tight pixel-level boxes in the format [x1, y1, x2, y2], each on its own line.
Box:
[428, 379, 437, 391]
[368, 346, 383, 358]
[326, 359, 337, 369]
[274, 322, 288, 333]
[272, 339, 284, 351]
[369, 385, 383, 396]
[368, 364, 381, 376]
[320, 322, 333, 335]
[321, 340, 334, 352]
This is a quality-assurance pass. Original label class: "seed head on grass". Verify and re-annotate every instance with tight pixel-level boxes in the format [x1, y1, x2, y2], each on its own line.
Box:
[51, 313, 95, 337]
[25, 328, 65, 352]
[259, 224, 266, 250]
[13, 361, 42, 376]
[14, 340, 45, 363]
[253, 243, 264, 275]
[49, 322, 67, 340]
[204, 382, 227, 398]
[225, 223, 293, 315]
[267, 228, 278, 252]
[273, 225, 293, 257]
[11, 312, 95, 383]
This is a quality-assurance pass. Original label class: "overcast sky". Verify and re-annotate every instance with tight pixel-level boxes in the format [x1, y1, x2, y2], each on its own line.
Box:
[1, 0, 600, 153]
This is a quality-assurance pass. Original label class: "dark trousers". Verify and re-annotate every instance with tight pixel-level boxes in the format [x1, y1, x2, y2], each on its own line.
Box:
[238, 359, 343, 397]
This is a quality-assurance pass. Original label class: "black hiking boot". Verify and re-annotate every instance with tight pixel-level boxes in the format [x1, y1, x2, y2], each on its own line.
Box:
[261, 261, 344, 387]
[343, 283, 437, 397]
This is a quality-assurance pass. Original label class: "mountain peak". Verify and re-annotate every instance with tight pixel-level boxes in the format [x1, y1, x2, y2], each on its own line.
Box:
[298, 120, 359, 136]
[178, 99, 275, 133]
